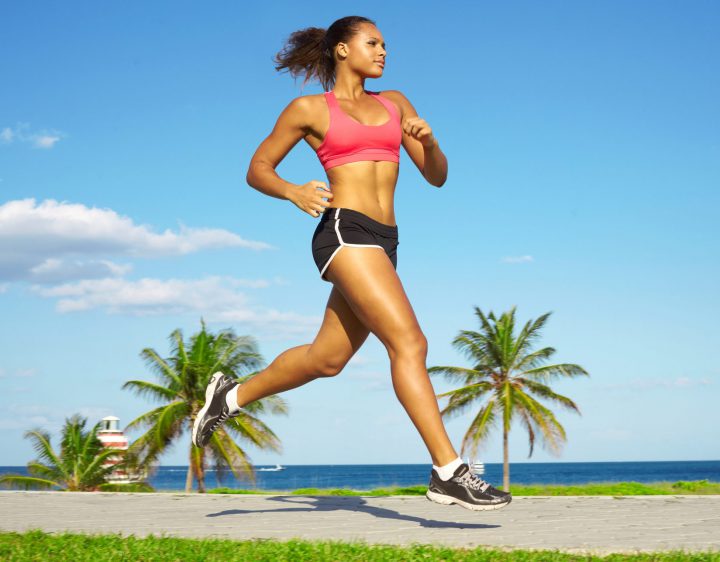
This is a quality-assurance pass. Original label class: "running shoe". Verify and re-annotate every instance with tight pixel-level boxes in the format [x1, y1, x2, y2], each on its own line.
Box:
[192, 371, 239, 448]
[426, 463, 512, 511]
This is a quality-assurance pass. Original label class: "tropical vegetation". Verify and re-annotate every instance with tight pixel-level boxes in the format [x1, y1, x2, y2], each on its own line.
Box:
[122, 319, 288, 492]
[428, 305, 589, 490]
[0, 414, 122, 491]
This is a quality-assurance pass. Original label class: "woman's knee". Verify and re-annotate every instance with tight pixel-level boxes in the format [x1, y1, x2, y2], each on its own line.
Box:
[385, 329, 428, 362]
[306, 348, 351, 378]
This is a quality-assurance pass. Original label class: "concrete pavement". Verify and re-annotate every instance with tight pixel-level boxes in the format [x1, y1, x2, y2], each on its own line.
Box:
[1, 491, 719, 554]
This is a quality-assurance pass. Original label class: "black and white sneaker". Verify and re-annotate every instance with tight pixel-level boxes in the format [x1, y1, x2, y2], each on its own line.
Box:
[191, 372, 239, 448]
[426, 463, 512, 511]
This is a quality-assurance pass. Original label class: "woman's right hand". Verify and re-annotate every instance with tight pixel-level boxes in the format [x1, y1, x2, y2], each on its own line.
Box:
[288, 180, 334, 217]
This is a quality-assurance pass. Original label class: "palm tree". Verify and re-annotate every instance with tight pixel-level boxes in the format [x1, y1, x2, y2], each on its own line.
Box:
[0, 414, 121, 491]
[428, 305, 589, 491]
[122, 318, 288, 493]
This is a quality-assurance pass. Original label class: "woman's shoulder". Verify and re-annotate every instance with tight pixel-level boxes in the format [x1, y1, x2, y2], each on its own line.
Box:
[372, 89, 410, 119]
[287, 92, 331, 118]
[277, 93, 327, 127]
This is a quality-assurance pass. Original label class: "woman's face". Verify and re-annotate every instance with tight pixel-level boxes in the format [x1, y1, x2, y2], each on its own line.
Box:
[342, 24, 387, 77]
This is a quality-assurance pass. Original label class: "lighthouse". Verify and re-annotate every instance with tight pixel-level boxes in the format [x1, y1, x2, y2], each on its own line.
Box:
[97, 416, 136, 484]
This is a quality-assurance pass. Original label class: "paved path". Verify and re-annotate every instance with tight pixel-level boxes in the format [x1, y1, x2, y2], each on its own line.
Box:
[1, 492, 719, 554]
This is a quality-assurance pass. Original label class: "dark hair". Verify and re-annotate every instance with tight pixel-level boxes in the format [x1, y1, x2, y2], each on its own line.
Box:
[273, 16, 376, 92]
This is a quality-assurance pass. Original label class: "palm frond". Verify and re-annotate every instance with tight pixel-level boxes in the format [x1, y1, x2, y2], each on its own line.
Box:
[224, 411, 282, 453]
[427, 365, 485, 385]
[511, 312, 553, 364]
[459, 400, 497, 460]
[23, 430, 63, 475]
[0, 475, 60, 490]
[451, 332, 494, 365]
[139, 347, 181, 388]
[511, 346, 556, 373]
[518, 410, 537, 458]
[512, 391, 567, 455]
[126, 402, 187, 466]
[520, 379, 582, 414]
[240, 393, 289, 417]
[153, 401, 189, 448]
[522, 362, 589, 383]
[26, 462, 62, 482]
[124, 404, 168, 431]
[121, 380, 178, 403]
[208, 428, 256, 484]
[438, 382, 493, 420]
[78, 447, 125, 487]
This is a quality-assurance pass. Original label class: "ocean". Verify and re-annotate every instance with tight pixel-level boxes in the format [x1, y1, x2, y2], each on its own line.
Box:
[2, 460, 718, 491]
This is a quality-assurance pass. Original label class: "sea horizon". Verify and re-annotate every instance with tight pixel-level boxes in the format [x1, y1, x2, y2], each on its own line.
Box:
[3, 460, 718, 492]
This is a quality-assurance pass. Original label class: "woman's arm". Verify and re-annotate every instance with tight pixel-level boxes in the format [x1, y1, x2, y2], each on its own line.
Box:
[384, 90, 448, 188]
[246, 97, 308, 199]
[246, 96, 333, 216]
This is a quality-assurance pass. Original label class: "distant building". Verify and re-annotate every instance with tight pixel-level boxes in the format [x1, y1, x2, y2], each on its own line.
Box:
[98, 416, 144, 484]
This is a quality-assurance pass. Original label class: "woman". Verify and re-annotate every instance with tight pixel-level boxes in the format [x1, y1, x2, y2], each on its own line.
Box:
[193, 15, 511, 511]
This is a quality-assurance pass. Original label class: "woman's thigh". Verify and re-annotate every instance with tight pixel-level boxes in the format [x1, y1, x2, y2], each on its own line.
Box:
[306, 285, 371, 375]
[325, 246, 425, 354]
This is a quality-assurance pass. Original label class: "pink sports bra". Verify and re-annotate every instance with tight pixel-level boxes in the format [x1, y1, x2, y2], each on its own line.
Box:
[315, 90, 402, 171]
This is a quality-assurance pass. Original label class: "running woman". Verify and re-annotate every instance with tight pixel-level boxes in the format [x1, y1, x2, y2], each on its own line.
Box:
[193, 15, 511, 511]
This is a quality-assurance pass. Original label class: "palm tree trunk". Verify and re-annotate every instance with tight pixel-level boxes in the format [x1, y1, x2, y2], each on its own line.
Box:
[197, 448, 206, 493]
[185, 443, 194, 493]
[503, 427, 510, 491]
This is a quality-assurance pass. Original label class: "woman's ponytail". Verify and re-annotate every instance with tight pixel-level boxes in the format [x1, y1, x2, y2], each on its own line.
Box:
[273, 16, 375, 92]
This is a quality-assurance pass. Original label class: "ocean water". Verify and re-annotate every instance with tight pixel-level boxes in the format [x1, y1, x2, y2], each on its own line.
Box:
[2, 460, 718, 491]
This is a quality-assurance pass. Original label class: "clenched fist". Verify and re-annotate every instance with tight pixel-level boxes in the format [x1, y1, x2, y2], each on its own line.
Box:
[402, 116, 438, 148]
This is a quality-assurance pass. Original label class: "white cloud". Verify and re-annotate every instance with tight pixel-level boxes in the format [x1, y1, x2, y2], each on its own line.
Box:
[0, 123, 65, 149]
[0, 198, 272, 282]
[30, 275, 321, 336]
[501, 255, 534, 263]
[29, 258, 134, 284]
[0, 368, 36, 379]
[0, 127, 14, 143]
[33, 135, 62, 149]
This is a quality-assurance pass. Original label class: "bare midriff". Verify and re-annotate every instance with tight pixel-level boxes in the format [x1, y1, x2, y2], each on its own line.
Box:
[304, 92, 402, 227]
[323, 160, 399, 227]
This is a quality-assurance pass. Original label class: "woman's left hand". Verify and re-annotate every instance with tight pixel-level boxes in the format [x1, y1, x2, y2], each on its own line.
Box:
[402, 116, 438, 148]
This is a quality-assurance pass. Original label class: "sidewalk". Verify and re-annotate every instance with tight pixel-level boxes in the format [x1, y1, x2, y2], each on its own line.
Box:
[1, 491, 719, 554]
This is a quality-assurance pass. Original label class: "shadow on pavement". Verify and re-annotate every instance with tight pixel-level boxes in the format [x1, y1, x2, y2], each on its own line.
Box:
[206, 495, 501, 529]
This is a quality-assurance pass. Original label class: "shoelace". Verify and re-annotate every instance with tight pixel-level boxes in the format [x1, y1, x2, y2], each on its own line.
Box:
[210, 413, 227, 431]
[210, 409, 240, 432]
[456, 470, 491, 493]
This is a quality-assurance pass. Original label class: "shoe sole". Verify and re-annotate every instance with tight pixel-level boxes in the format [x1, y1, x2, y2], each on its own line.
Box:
[191, 372, 224, 447]
[425, 489, 512, 511]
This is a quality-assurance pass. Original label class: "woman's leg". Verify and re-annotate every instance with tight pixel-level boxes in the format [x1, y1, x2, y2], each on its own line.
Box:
[232, 286, 370, 407]
[325, 246, 459, 467]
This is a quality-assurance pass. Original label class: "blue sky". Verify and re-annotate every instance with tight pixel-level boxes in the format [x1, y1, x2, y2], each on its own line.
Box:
[1, 1, 718, 467]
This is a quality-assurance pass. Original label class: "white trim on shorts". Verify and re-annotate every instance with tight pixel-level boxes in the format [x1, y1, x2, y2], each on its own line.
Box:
[319, 208, 384, 279]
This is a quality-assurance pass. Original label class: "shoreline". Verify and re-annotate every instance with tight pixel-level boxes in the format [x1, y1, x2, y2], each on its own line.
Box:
[5, 479, 716, 496]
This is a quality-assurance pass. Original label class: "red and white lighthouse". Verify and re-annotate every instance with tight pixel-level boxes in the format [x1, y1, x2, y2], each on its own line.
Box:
[98, 416, 132, 483]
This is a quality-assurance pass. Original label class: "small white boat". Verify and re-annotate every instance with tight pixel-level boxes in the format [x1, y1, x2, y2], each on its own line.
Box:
[257, 464, 285, 472]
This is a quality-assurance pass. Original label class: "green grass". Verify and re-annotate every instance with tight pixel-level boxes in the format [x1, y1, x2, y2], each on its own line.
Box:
[205, 480, 720, 497]
[1, 531, 718, 561]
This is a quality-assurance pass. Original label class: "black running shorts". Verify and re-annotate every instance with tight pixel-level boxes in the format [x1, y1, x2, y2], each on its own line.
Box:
[311, 207, 399, 282]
